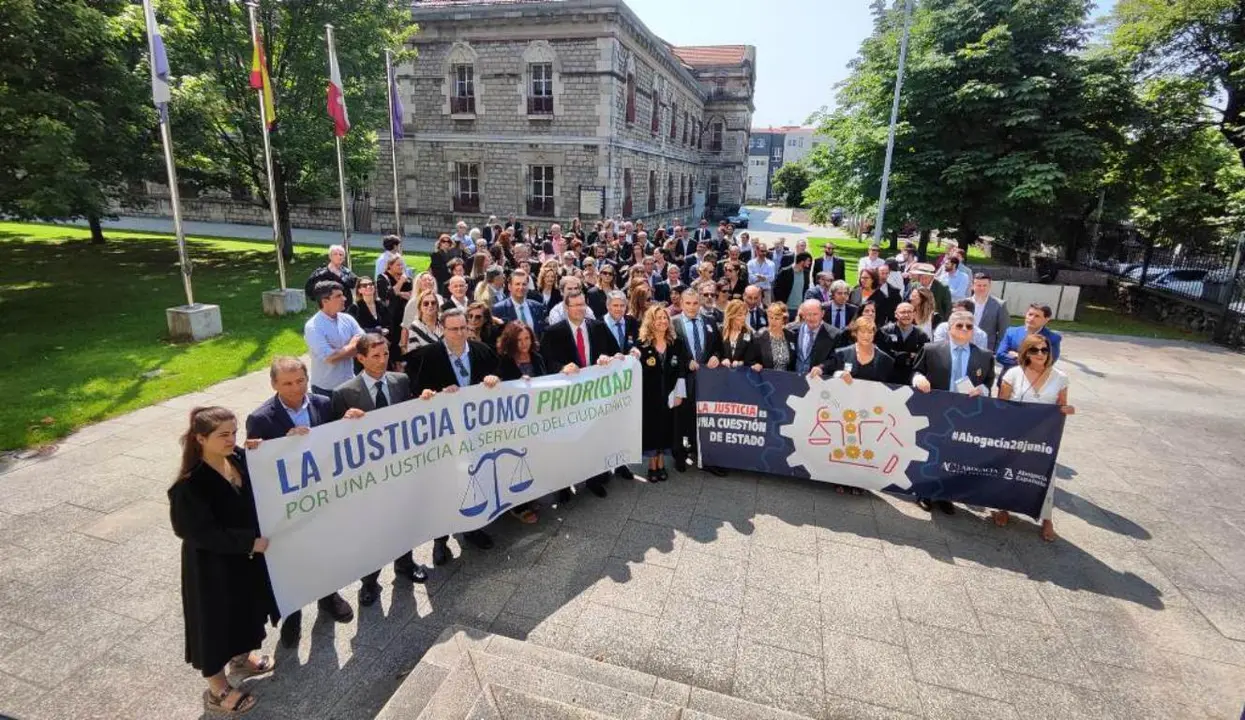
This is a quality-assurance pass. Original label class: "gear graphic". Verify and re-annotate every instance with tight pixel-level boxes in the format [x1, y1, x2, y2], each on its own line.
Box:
[780, 379, 929, 491]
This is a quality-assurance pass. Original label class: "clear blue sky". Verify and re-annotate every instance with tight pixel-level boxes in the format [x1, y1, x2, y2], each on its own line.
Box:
[624, 0, 1119, 128]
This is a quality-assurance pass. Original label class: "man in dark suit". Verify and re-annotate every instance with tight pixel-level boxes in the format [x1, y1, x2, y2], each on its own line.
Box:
[330, 334, 431, 606]
[743, 285, 768, 330]
[773, 252, 814, 322]
[246, 356, 354, 646]
[823, 280, 858, 333]
[540, 290, 615, 497]
[911, 310, 995, 515]
[596, 289, 640, 481]
[492, 269, 547, 335]
[681, 241, 711, 284]
[653, 264, 686, 305]
[878, 302, 930, 385]
[787, 300, 842, 374]
[812, 243, 846, 282]
[671, 288, 726, 475]
[692, 219, 713, 243]
[871, 265, 900, 324]
[408, 309, 503, 566]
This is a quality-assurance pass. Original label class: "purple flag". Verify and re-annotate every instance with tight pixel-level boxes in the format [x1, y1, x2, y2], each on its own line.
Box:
[390, 65, 404, 140]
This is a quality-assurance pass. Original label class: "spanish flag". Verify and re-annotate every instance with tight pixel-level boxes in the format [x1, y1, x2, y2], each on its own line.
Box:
[250, 31, 276, 127]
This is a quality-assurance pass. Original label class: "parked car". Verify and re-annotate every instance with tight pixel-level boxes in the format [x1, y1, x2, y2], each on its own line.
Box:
[727, 206, 750, 228]
[1126, 266, 1210, 299]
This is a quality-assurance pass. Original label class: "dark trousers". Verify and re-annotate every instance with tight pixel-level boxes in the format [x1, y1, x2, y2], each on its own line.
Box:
[361, 551, 416, 586]
[674, 377, 699, 462]
[282, 594, 341, 626]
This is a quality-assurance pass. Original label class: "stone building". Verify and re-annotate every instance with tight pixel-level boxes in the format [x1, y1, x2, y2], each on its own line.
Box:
[381, 0, 757, 237]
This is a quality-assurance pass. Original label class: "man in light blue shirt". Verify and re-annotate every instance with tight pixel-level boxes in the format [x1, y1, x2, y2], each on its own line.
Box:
[304, 280, 364, 396]
[746, 243, 776, 302]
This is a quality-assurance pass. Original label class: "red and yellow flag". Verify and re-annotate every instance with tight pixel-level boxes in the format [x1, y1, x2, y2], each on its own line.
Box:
[250, 31, 276, 127]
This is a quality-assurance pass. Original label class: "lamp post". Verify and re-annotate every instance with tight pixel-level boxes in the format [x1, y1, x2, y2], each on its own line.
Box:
[873, 0, 916, 244]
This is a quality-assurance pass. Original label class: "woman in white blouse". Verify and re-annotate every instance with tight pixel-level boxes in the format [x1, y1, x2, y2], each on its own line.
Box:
[993, 333, 1075, 542]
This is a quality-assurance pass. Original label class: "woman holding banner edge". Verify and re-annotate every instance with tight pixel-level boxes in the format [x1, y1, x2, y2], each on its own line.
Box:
[170, 406, 277, 716]
[992, 333, 1075, 541]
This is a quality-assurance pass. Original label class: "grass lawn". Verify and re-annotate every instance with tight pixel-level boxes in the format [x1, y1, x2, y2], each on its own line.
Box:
[0, 222, 428, 451]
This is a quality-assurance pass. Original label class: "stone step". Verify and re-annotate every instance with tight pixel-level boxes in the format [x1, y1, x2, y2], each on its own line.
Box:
[375, 625, 816, 720]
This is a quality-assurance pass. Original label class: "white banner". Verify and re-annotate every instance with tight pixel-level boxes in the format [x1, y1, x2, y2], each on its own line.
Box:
[248, 358, 641, 615]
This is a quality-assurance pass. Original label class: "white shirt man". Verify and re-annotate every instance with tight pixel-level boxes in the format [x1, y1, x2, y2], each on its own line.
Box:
[303, 282, 363, 394]
[858, 244, 888, 274]
[746, 246, 777, 299]
[452, 221, 475, 254]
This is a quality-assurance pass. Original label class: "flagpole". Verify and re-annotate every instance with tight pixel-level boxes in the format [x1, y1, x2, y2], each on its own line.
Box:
[143, 0, 194, 307]
[325, 24, 352, 269]
[247, 0, 287, 291]
[385, 50, 404, 237]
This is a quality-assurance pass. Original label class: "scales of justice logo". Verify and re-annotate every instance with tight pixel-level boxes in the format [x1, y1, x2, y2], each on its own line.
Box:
[459, 447, 536, 521]
[780, 381, 928, 491]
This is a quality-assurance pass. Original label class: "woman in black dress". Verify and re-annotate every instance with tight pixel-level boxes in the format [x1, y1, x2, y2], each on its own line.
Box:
[631, 304, 690, 483]
[348, 277, 397, 368]
[376, 255, 412, 343]
[170, 407, 277, 716]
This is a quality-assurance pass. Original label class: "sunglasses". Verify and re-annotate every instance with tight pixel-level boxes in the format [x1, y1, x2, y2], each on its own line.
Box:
[358, 283, 374, 289]
[421, 301, 438, 307]
[952, 323, 974, 330]
[1028, 347, 1050, 354]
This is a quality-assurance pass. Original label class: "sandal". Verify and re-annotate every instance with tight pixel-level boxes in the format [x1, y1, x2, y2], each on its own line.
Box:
[204, 686, 257, 716]
[509, 507, 539, 524]
[229, 653, 274, 678]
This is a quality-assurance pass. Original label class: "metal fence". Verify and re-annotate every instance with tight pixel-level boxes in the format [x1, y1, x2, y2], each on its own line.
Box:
[1075, 222, 1245, 345]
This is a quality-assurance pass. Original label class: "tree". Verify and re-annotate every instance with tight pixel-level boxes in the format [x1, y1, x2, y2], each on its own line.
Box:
[771, 162, 812, 208]
[0, 0, 159, 243]
[811, 0, 1132, 257]
[162, 0, 415, 259]
[1110, 0, 1245, 172]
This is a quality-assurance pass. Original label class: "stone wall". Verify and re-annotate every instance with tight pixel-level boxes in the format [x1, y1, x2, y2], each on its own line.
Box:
[125, 192, 346, 232]
[1114, 282, 1243, 345]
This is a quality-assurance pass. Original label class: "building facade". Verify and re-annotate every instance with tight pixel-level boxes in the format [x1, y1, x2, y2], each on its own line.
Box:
[745, 133, 773, 202]
[748, 125, 826, 202]
[380, 0, 757, 237]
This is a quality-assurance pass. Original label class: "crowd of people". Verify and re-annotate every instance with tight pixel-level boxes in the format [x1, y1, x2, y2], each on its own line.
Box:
[172, 215, 1075, 715]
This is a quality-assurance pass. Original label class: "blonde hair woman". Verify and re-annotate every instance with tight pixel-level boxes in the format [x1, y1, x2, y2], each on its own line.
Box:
[402, 288, 443, 356]
[536, 261, 561, 308]
[632, 304, 691, 483]
[719, 299, 757, 367]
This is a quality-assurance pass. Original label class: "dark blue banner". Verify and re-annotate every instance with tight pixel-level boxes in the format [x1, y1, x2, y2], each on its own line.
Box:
[695, 368, 1066, 518]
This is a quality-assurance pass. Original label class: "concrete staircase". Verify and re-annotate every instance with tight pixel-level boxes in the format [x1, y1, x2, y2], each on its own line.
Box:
[376, 625, 815, 720]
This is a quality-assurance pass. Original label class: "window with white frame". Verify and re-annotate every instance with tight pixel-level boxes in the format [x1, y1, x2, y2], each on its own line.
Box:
[528, 63, 553, 114]
[452, 64, 475, 114]
[452, 162, 479, 211]
[527, 165, 554, 216]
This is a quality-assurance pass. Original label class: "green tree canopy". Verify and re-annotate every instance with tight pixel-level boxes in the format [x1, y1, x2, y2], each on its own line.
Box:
[771, 162, 812, 208]
[0, 0, 158, 242]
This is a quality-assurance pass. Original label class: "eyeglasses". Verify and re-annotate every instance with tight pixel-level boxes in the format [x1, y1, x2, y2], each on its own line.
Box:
[421, 301, 438, 307]
[952, 323, 974, 330]
[1028, 347, 1050, 354]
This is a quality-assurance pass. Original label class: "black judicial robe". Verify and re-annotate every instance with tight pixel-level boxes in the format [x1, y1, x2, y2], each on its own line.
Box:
[635, 337, 691, 453]
[170, 449, 277, 676]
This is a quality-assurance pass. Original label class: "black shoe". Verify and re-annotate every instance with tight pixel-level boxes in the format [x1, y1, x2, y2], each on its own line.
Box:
[359, 582, 381, 607]
[396, 563, 429, 584]
[463, 530, 494, 550]
[318, 593, 354, 623]
[657, 468, 668, 482]
[588, 482, 608, 498]
[936, 500, 956, 515]
[674, 457, 688, 473]
[557, 488, 573, 504]
[432, 539, 452, 566]
[706, 466, 728, 477]
[917, 498, 933, 512]
[279, 612, 301, 648]
[646, 469, 659, 483]
[614, 466, 635, 480]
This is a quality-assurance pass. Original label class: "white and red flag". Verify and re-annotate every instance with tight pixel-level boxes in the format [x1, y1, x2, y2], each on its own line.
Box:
[326, 42, 350, 137]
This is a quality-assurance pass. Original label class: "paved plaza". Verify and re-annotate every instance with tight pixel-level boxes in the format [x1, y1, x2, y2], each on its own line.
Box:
[1, 333, 1243, 719]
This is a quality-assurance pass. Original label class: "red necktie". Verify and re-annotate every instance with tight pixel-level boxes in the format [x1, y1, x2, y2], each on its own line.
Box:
[575, 325, 587, 367]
